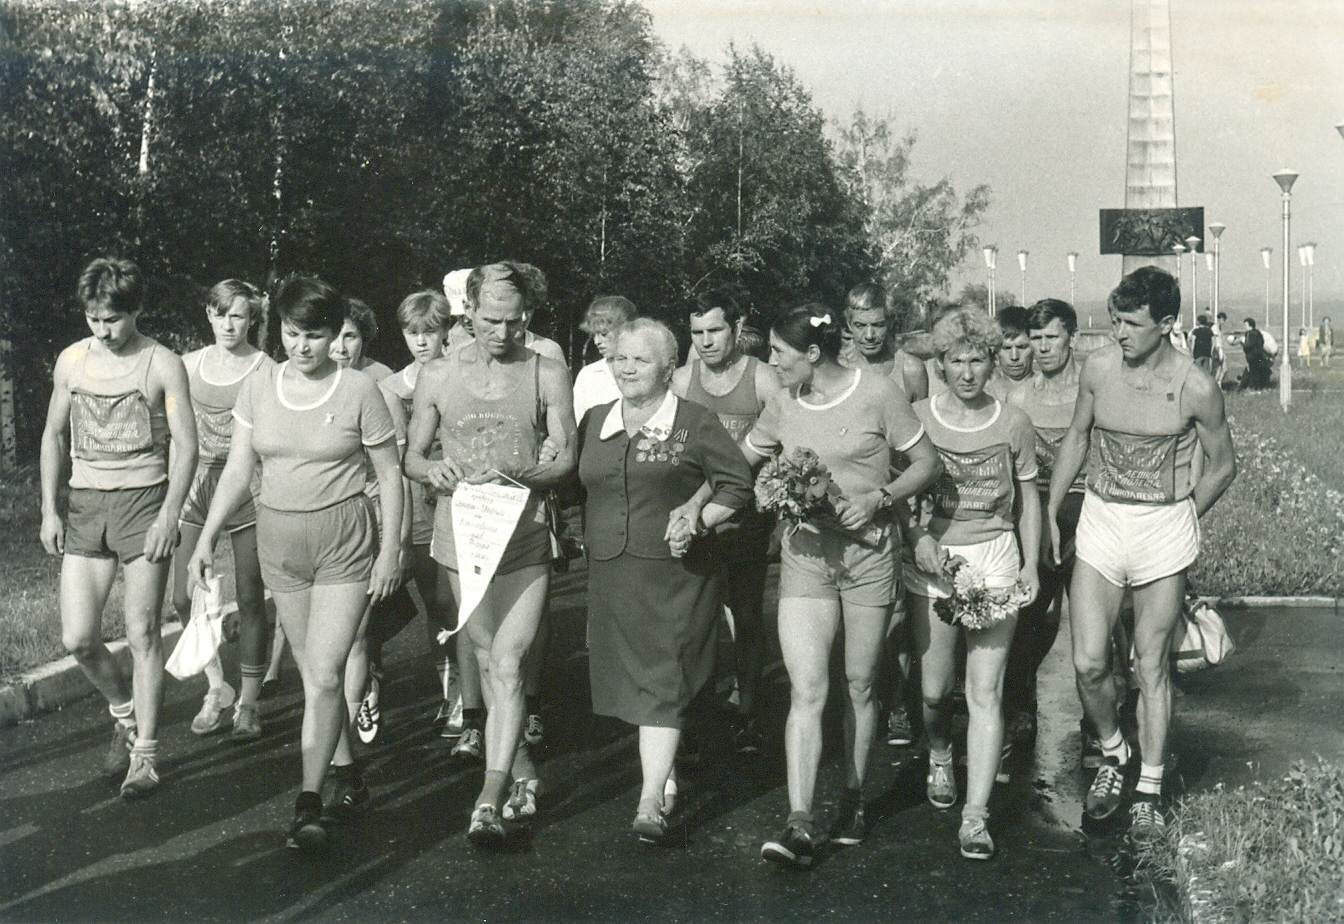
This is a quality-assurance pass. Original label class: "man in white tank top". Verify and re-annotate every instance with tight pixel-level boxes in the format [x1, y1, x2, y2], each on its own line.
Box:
[1047, 267, 1236, 843]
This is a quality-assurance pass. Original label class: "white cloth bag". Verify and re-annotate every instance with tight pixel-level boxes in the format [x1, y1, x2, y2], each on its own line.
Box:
[166, 576, 224, 680]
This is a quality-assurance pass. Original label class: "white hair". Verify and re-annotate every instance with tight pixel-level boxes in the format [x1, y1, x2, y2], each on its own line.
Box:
[616, 318, 679, 370]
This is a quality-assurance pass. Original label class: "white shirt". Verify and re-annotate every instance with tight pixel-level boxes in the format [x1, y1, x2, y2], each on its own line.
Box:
[574, 359, 623, 422]
[598, 389, 678, 440]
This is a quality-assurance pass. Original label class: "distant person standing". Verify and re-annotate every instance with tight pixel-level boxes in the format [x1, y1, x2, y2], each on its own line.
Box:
[1212, 313, 1229, 384]
[1190, 315, 1216, 375]
[1319, 317, 1334, 367]
[40, 258, 198, 798]
[1298, 328, 1313, 369]
[839, 283, 929, 403]
[993, 306, 1034, 395]
[573, 296, 637, 421]
[1240, 318, 1269, 390]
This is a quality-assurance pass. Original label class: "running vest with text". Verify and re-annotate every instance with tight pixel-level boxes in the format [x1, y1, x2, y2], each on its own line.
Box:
[1087, 356, 1198, 505]
[1014, 375, 1084, 494]
[685, 357, 762, 444]
[436, 349, 546, 529]
[189, 348, 267, 463]
[68, 338, 169, 490]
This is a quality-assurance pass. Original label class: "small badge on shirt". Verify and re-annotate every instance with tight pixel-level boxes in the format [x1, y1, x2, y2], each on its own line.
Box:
[325, 412, 336, 424]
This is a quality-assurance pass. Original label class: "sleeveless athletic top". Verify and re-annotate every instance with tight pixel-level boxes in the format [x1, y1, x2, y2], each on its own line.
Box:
[1087, 353, 1199, 505]
[1011, 375, 1085, 494]
[436, 349, 547, 531]
[187, 348, 269, 463]
[68, 338, 169, 491]
[684, 357, 762, 444]
[382, 363, 439, 544]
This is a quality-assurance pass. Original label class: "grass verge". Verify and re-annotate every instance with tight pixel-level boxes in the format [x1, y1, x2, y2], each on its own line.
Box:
[1136, 760, 1344, 923]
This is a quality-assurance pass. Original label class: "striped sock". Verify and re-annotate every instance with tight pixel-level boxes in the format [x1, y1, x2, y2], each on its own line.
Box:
[930, 746, 953, 767]
[1136, 763, 1163, 797]
[109, 699, 136, 730]
[131, 738, 157, 760]
[1099, 730, 1130, 765]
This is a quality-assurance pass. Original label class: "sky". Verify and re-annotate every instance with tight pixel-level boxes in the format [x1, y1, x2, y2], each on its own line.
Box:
[645, 0, 1344, 326]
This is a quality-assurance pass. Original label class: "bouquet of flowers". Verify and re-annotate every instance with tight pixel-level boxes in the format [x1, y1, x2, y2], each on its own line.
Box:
[754, 447, 883, 547]
[933, 557, 1032, 631]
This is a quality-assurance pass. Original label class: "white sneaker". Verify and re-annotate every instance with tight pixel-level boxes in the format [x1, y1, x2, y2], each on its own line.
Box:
[191, 681, 236, 736]
[439, 692, 464, 739]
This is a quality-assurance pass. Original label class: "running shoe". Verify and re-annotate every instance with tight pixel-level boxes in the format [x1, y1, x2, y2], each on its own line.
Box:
[286, 794, 328, 852]
[1007, 709, 1038, 748]
[959, 815, 995, 860]
[1128, 796, 1166, 845]
[355, 676, 381, 745]
[1081, 720, 1103, 770]
[467, 804, 506, 850]
[524, 713, 544, 748]
[191, 681, 236, 736]
[438, 692, 465, 739]
[927, 757, 957, 809]
[733, 718, 764, 755]
[633, 806, 668, 846]
[231, 703, 263, 742]
[322, 779, 370, 824]
[1085, 757, 1127, 821]
[761, 821, 818, 869]
[105, 723, 135, 778]
[451, 727, 484, 763]
[120, 752, 159, 799]
[829, 796, 868, 846]
[502, 779, 538, 823]
[886, 704, 915, 746]
[996, 737, 1013, 785]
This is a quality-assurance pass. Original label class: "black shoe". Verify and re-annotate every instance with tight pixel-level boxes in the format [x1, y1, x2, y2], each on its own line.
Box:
[1085, 757, 1127, 821]
[733, 718, 764, 755]
[1080, 721, 1103, 770]
[761, 822, 817, 868]
[322, 779, 370, 824]
[286, 793, 328, 852]
[1128, 795, 1167, 845]
[829, 797, 867, 846]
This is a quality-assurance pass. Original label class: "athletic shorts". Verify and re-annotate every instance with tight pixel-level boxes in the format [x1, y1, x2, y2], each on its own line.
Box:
[904, 530, 1020, 600]
[1075, 491, 1200, 588]
[779, 522, 897, 609]
[179, 462, 259, 533]
[256, 494, 378, 593]
[65, 483, 168, 563]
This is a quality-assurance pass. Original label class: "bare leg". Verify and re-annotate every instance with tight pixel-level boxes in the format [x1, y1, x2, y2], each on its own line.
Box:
[777, 597, 840, 814]
[59, 555, 128, 707]
[229, 527, 269, 706]
[119, 556, 169, 741]
[1129, 573, 1186, 766]
[963, 614, 1017, 814]
[909, 593, 958, 754]
[638, 725, 680, 809]
[840, 601, 888, 790]
[1070, 563, 1128, 744]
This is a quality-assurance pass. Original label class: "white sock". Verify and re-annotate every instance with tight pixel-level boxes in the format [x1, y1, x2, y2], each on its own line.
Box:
[1100, 730, 1130, 765]
[109, 699, 136, 729]
[1136, 763, 1163, 796]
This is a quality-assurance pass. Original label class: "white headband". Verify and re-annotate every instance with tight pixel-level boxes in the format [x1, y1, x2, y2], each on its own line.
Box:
[809, 314, 832, 328]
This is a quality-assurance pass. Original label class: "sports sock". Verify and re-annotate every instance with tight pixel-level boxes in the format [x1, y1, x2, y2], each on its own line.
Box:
[131, 738, 157, 760]
[961, 804, 988, 823]
[478, 770, 508, 809]
[1099, 729, 1130, 765]
[1136, 763, 1163, 797]
[109, 699, 136, 729]
[930, 746, 954, 767]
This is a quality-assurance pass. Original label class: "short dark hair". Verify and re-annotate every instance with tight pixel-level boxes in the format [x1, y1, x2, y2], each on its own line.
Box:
[690, 290, 742, 327]
[1027, 299, 1077, 335]
[78, 258, 142, 314]
[1110, 266, 1180, 322]
[1244, 317, 1257, 329]
[1198, 314, 1213, 327]
[273, 276, 345, 335]
[772, 302, 844, 362]
[207, 279, 268, 347]
[397, 290, 451, 331]
[996, 305, 1032, 338]
[344, 297, 378, 344]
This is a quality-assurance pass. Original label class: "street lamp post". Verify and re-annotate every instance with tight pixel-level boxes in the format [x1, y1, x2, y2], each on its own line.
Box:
[1304, 243, 1316, 328]
[1017, 250, 1029, 307]
[1185, 235, 1201, 325]
[1273, 169, 1298, 412]
[1205, 252, 1214, 313]
[1208, 222, 1225, 322]
[1298, 245, 1309, 330]
[1172, 242, 1187, 321]
[1261, 247, 1272, 327]
[1067, 251, 1079, 323]
[983, 246, 998, 314]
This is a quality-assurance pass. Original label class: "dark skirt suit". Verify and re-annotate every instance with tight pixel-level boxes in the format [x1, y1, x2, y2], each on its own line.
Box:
[579, 394, 754, 728]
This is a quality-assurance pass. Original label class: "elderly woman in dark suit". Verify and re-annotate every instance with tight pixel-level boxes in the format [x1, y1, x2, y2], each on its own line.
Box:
[579, 318, 754, 846]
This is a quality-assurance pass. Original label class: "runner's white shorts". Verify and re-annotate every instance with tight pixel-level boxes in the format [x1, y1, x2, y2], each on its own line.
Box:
[1075, 491, 1200, 587]
[903, 530, 1020, 600]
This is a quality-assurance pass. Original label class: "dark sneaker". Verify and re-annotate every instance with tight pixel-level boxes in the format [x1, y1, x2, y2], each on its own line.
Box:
[231, 703, 263, 742]
[1085, 757, 1127, 821]
[927, 758, 957, 809]
[467, 804, 506, 850]
[733, 719, 764, 755]
[829, 799, 868, 846]
[761, 822, 818, 869]
[1081, 721, 1103, 770]
[1007, 710, 1037, 748]
[105, 723, 135, 778]
[451, 727, 484, 763]
[1129, 797, 1166, 845]
[120, 752, 160, 799]
[632, 807, 668, 846]
[286, 796, 328, 853]
[886, 704, 915, 746]
[322, 779, 370, 824]
[355, 678, 381, 745]
[959, 815, 995, 860]
[523, 713, 544, 748]
[502, 779, 537, 824]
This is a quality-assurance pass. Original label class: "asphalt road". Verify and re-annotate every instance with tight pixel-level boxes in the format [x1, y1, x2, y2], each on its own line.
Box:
[0, 566, 1338, 924]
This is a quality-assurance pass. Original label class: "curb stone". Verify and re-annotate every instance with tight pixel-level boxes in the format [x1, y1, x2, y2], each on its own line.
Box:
[1209, 596, 1339, 610]
[1177, 833, 1227, 924]
[0, 593, 271, 728]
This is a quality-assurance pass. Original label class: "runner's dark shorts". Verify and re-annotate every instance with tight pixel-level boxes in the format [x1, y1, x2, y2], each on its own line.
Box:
[65, 483, 169, 563]
[256, 494, 377, 593]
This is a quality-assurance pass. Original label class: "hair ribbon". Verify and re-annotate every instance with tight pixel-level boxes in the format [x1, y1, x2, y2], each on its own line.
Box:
[809, 314, 831, 328]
